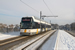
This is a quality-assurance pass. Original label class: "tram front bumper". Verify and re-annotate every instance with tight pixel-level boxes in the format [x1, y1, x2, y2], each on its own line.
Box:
[20, 32, 30, 35]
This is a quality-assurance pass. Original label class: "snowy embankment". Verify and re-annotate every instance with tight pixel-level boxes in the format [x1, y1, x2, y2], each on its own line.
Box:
[56, 30, 75, 50]
[0, 32, 20, 40]
[40, 30, 75, 50]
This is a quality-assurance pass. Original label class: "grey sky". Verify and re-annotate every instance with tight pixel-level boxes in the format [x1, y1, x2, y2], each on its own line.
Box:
[0, 0, 75, 25]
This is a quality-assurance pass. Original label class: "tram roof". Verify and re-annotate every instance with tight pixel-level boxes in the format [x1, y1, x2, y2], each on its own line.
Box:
[22, 16, 51, 25]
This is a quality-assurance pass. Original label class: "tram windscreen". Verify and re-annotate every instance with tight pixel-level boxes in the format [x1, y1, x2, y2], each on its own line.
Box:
[20, 18, 32, 29]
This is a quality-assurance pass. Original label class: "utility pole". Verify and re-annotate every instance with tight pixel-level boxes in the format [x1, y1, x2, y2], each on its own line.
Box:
[50, 20, 51, 24]
[40, 11, 42, 32]
[40, 11, 58, 31]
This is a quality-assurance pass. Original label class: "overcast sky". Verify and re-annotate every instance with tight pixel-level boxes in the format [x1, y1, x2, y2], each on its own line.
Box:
[0, 0, 75, 25]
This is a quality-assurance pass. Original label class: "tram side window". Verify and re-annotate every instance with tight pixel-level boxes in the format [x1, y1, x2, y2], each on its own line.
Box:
[46, 25, 50, 28]
[49, 26, 51, 28]
[35, 22, 40, 28]
[32, 22, 36, 28]
[47, 25, 51, 28]
[46, 25, 48, 28]
[32, 22, 40, 28]
[41, 23, 45, 28]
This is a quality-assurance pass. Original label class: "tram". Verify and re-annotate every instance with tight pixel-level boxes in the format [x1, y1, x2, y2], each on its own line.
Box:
[20, 16, 51, 35]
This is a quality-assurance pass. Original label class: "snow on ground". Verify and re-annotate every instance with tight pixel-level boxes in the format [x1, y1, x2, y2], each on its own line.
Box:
[40, 30, 75, 50]
[57, 30, 75, 50]
[0, 31, 20, 40]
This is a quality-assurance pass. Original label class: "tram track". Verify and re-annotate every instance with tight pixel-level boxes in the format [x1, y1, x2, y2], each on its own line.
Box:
[0, 36, 28, 46]
[0, 36, 22, 45]
[37, 30, 56, 50]
[13, 30, 56, 50]
[22, 30, 56, 50]
[0, 35, 29, 50]
[0, 30, 56, 50]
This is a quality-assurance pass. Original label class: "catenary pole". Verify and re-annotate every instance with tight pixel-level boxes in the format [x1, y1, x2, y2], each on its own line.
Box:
[40, 11, 42, 32]
[40, 11, 58, 31]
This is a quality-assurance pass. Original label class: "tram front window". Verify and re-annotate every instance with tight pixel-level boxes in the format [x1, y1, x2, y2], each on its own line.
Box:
[20, 18, 32, 29]
[21, 22, 32, 29]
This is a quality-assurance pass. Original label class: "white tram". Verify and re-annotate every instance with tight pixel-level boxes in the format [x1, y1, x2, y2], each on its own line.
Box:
[20, 16, 51, 35]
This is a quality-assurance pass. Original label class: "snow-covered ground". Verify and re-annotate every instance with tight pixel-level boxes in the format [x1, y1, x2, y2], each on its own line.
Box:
[40, 30, 75, 50]
[56, 30, 75, 50]
[0, 31, 20, 40]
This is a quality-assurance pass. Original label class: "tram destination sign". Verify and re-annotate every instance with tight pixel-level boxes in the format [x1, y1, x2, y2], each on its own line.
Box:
[22, 19, 30, 21]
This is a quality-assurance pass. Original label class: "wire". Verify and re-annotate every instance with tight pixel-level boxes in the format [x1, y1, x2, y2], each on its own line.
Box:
[43, 0, 54, 15]
[20, 0, 39, 13]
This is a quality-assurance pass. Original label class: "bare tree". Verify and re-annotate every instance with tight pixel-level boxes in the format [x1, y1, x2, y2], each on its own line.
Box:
[71, 22, 75, 30]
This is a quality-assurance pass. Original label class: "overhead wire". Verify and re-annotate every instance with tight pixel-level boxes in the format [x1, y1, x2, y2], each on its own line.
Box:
[20, 0, 39, 13]
[43, 0, 54, 15]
